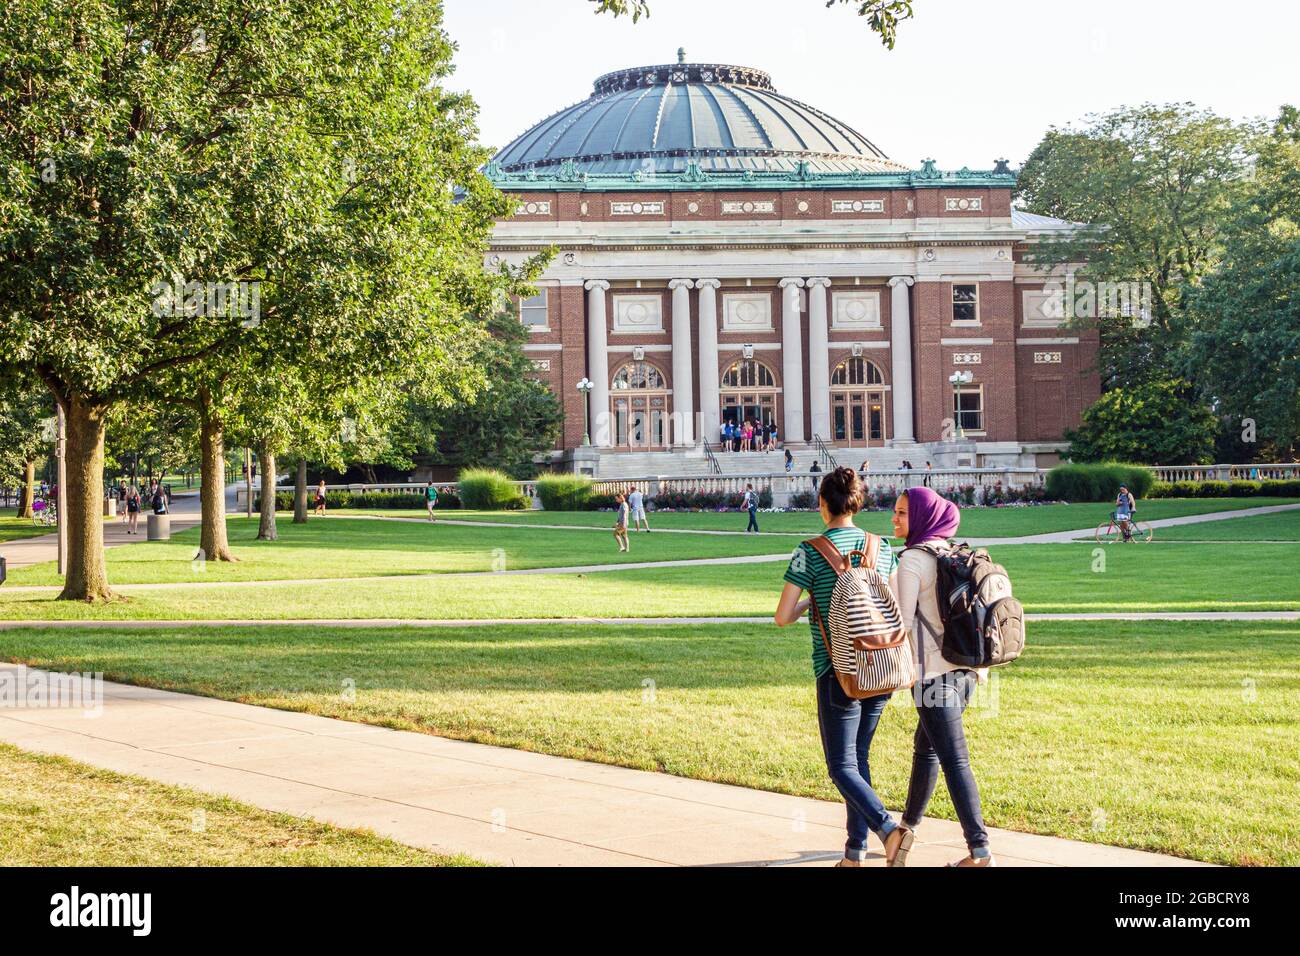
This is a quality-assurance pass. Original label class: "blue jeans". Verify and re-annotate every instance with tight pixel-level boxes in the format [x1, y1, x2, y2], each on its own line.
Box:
[746, 506, 758, 532]
[902, 670, 989, 854]
[815, 671, 897, 860]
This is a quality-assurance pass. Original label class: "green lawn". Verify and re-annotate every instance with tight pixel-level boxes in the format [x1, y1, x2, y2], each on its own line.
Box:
[410, 497, 1299, 538]
[0, 742, 480, 866]
[1, 540, 1295, 620]
[0, 513, 55, 544]
[1151, 508, 1300, 541]
[2, 515, 789, 587]
[1, 620, 1294, 865]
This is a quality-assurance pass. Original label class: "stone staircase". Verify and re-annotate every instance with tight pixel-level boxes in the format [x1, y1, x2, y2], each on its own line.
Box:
[594, 444, 924, 479]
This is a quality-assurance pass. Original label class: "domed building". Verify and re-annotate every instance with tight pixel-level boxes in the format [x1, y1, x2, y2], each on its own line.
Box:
[484, 53, 1097, 475]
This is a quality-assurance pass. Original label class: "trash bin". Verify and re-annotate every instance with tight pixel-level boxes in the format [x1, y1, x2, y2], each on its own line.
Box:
[103, 496, 117, 517]
[146, 513, 171, 541]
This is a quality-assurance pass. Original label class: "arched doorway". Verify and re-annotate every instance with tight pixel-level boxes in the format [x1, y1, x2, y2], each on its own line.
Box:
[610, 361, 670, 449]
[719, 359, 779, 433]
[830, 357, 888, 446]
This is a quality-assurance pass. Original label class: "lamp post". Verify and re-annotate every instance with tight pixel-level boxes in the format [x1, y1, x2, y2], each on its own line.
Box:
[949, 370, 974, 440]
[576, 378, 594, 446]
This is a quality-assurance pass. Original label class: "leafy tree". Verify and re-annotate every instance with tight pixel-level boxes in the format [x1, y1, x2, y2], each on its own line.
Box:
[1016, 105, 1258, 389]
[422, 311, 563, 478]
[0, 377, 51, 517]
[1065, 378, 1218, 465]
[592, 0, 915, 47]
[1185, 106, 1300, 459]
[0, 1, 522, 597]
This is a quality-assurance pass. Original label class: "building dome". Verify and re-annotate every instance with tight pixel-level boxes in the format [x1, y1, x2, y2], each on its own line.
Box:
[493, 57, 909, 177]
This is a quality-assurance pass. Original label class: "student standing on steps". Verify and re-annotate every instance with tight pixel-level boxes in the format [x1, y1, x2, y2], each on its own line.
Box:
[773, 466, 909, 867]
[890, 486, 995, 868]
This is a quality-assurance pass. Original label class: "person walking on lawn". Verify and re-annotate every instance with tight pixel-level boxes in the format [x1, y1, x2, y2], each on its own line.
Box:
[424, 481, 439, 522]
[774, 466, 907, 867]
[314, 479, 327, 517]
[743, 484, 759, 533]
[613, 493, 630, 552]
[628, 485, 649, 532]
[890, 486, 995, 867]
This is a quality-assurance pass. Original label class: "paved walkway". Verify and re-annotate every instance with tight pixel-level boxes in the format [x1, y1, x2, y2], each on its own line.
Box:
[354, 501, 1300, 548]
[0, 663, 1208, 867]
[3, 500, 1296, 595]
[2, 610, 1296, 631]
[0, 483, 224, 570]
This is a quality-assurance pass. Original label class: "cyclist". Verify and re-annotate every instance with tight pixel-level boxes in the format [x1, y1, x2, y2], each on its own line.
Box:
[1114, 485, 1137, 541]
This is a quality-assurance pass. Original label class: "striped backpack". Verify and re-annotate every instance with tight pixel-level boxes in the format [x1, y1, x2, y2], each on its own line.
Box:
[805, 534, 915, 699]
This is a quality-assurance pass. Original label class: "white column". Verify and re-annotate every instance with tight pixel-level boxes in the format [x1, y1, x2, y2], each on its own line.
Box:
[806, 277, 832, 442]
[695, 279, 721, 446]
[584, 279, 611, 447]
[779, 277, 806, 445]
[668, 278, 695, 446]
[889, 275, 916, 444]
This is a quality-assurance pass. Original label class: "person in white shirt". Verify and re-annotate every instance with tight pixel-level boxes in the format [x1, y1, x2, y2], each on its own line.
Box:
[889, 486, 995, 868]
[628, 486, 649, 532]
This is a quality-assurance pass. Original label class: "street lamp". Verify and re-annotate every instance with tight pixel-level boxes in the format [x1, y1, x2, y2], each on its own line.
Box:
[576, 378, 594, 446]
[949, 370, 974, 440]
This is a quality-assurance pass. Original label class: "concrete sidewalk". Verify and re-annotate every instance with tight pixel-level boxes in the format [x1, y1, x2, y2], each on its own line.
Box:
[1, 610, 1297, 631]
[0, 663, 1208, 868]
[0, 484, 215, 570]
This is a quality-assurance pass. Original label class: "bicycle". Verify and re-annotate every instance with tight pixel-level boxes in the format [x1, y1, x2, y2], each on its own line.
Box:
[1095, 511, 1152, 544]
[30, 498, 57, 527]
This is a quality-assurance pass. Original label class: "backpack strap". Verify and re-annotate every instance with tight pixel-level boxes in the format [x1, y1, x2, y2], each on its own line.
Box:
[804, 535, 850, 574]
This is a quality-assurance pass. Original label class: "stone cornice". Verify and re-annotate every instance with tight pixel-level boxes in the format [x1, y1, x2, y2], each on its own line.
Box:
[483, 160, 1016, 193]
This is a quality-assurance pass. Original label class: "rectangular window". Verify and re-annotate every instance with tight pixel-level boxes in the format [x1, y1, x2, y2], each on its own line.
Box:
[952, 283, 979, 323]
[519, 291, 548, 329]
[954, 385, 984, 434]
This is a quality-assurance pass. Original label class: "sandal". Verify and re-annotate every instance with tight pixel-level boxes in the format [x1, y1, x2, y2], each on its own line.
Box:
[884, 825, 915, 868]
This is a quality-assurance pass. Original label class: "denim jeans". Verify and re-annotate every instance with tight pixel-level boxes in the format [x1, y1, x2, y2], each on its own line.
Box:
[902, 670, 989, 855]
[815, 671, 897, 860]
[746, 506, 758, 532]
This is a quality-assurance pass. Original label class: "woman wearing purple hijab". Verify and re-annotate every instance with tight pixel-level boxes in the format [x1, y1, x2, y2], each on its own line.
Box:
[889, 487, 995, 867]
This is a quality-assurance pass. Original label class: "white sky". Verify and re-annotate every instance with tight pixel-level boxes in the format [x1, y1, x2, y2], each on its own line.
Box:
[444, 0, 1298, 170]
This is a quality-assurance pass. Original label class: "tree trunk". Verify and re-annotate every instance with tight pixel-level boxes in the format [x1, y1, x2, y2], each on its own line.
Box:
[293, 457, 308, 523]
[257, 443, 278, 540]
[198, 390, 237, 562]
[17, 459, 35, 518]
[58, 397, 113, 602]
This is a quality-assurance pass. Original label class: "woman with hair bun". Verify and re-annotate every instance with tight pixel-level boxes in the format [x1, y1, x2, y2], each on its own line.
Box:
[774, 466, 910, 867]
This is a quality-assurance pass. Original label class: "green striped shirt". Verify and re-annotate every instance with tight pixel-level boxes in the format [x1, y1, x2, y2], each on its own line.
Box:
[784, 525, 896, 678]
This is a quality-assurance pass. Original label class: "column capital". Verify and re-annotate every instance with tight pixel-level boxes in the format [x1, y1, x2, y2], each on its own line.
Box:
[667, 278, 695, 291]
[583, 279, 610, 292]
[694, 278, 721, 290]
[778, 277, 805, 289]
[806, 276, 832, 289]
[888, 275, 915, 289]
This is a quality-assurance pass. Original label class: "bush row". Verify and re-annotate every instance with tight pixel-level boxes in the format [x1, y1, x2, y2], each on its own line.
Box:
[1148, 478, 1300, 499]
[1045, 463, 1155, 502]
[456, 468, 529, 510]
[255, 489, 462, 511]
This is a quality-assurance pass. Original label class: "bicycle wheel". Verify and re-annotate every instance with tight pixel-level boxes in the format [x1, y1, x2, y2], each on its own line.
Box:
[1095, 521, 1121, 544]
[1132, 522, 1153, 543]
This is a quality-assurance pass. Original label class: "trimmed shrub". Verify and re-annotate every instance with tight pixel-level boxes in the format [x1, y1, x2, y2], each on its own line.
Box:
[1228, 480, 1263, 497]
[1195, 480, 1231, 498]
[457, 468, 529, 510]
[789, 490, 817, 510]
[536, 474, 593, 511]
[1045, 463, 1154, 502]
